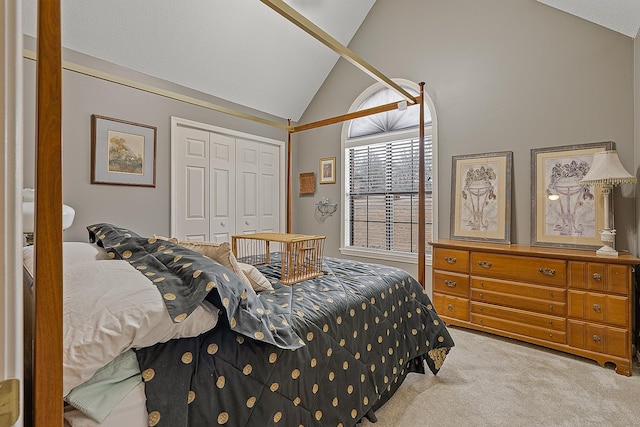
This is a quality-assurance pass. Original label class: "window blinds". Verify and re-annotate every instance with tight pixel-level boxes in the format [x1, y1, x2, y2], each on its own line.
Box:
[347, 137, 433, 253]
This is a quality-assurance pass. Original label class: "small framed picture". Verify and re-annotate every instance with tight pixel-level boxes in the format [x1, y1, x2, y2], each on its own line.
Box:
[531, 141, 614, 249]
[451, 151, 513, 244]
[319, 157, 336, 184]
[91, 115, 157, 187]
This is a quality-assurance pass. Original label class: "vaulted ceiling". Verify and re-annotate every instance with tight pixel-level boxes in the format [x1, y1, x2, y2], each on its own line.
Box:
[22, 1, 640, 122]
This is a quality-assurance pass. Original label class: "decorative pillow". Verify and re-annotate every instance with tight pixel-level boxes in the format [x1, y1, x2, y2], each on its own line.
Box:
[173, 240, 253, 289]
[238, 262, 274, 292]
[22, 241, 110, 278]
[62, 260, 219, 396]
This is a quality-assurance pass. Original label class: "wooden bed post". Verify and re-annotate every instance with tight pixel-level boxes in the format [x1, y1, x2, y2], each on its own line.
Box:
[34, 0, 64, 425]
[418, 82, 426, 288]
[287, 119, 292, 234]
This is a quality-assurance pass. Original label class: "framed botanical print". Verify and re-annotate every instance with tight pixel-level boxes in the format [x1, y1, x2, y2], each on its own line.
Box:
[91, 115, 157, 187]
[451, 151, 513, 243]
[319, 157, 336, 184]
[531, 141, 614, 249]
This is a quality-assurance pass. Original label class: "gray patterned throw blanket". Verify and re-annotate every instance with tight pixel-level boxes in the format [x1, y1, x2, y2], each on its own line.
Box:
[88, 223, 454, 426]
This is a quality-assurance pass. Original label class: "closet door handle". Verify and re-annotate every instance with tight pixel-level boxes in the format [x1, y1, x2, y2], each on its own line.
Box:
[477, 261, 492, 269]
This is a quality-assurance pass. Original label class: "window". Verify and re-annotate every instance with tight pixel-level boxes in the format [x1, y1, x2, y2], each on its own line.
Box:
[340, 81, 436, 263]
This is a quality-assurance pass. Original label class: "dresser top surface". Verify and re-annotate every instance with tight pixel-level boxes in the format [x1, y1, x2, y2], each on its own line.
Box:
[430, 239, 640, 265]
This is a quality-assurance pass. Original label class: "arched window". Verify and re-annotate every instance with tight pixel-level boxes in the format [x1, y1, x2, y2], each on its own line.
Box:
[340, 80, 436, 263]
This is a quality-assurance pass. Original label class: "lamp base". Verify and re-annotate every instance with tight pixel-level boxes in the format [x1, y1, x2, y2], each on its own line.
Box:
[595, 245, 618, 257]
[595, 228, 617, 257]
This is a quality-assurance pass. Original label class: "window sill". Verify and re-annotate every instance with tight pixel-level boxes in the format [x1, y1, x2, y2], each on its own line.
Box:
[339, 247, 432, 266]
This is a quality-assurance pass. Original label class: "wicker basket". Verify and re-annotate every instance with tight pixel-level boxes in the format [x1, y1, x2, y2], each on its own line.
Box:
[232, 233, 325, 285]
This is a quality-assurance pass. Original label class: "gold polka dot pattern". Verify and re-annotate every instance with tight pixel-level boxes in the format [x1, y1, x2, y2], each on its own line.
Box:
[148, 411, 161, 426]
[122, 249, 454, 427]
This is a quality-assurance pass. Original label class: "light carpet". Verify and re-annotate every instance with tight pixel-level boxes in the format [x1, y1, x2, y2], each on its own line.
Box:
[362, 326, 640, 427]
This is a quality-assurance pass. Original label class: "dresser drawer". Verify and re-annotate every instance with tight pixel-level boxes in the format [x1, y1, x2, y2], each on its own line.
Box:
[470, 313, 565, 344]
[471, 302, 565, 331]
[433, 293, 469, 322]
[568, 262, 630, 295]
[471, 288, 566, 316]
[568, 320, 629, 358]
[471, 277, 565, 302]
[433, 248, 469, 273]
[433, 271, 469, 297]
[470, 252, 566, 286]
[567, 291, 629, 327]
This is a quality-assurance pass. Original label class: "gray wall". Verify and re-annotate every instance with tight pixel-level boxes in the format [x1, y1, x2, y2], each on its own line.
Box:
[293, 0, 637, 281]
[23, 39, 287, 242]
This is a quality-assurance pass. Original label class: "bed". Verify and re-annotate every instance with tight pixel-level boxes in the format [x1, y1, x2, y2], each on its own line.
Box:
[25, 223, 453, 426]
[29, 4, 433, 424]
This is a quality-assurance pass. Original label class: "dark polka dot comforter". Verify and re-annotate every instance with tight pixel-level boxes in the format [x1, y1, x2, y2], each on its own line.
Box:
[136, 256, 454, 426]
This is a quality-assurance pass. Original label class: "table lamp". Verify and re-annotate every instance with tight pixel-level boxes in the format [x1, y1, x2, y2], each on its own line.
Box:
[578, 150, 636, 257]
[22, 188, 75, 245]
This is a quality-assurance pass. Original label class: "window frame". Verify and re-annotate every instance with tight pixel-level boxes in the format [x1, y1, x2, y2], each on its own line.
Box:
[339, 80, 438, 265]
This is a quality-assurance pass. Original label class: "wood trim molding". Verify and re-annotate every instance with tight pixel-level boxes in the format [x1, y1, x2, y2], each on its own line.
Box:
[34, 0, 64, 424]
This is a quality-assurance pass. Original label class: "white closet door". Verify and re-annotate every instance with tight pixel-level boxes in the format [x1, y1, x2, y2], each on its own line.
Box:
[236, 139, 260, 234]
[174, 126, 210, 241]
[259, 143, 279, 233]
[210, 133, 236, 243]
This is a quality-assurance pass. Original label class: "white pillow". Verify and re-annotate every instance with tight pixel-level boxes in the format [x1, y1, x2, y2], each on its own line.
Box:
[22, 242, 110, 278]
[62, 260, 219, 396]
[238, 262, 274, 292]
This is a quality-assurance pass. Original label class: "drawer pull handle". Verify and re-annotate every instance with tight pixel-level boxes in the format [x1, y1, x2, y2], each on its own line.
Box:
[447, 304, 453, 311]
[592, 273, 602, 281]
[548, 320, 553, 325]
[592, 335, 601, 343]
[549, 305, 553, 310]
[444, 280, 457, 287]
[538, 268, 556, 276]
[444, 257, 457, 264]
[592, 304, 602, 313]
[477, 261, 492, 269]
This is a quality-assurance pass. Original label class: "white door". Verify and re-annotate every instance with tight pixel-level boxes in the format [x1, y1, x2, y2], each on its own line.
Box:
[173, 126, 210, 241]
[236, 139, 260, 234]
[235, 139, 280, 235]
[258, 143, 279, 233]
[210, 133, 236, 243]
[171, 117, 284, 242]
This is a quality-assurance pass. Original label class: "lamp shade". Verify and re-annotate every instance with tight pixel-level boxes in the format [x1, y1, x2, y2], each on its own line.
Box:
[22, 188, 76, 233]
[578, 150, 637, 187]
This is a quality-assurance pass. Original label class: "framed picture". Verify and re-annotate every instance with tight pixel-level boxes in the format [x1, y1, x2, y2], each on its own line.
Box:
[451, 151, 513, 243]
[319, 157, 336, 184]
[531, 141, 614, 249]
[91, 115, 157, 187]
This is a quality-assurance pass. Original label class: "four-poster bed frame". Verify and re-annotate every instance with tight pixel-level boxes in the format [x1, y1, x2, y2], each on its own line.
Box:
[28, 0, 430, 424]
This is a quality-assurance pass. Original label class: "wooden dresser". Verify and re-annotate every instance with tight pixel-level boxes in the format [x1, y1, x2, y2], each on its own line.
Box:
[430, 239, 639, 376]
